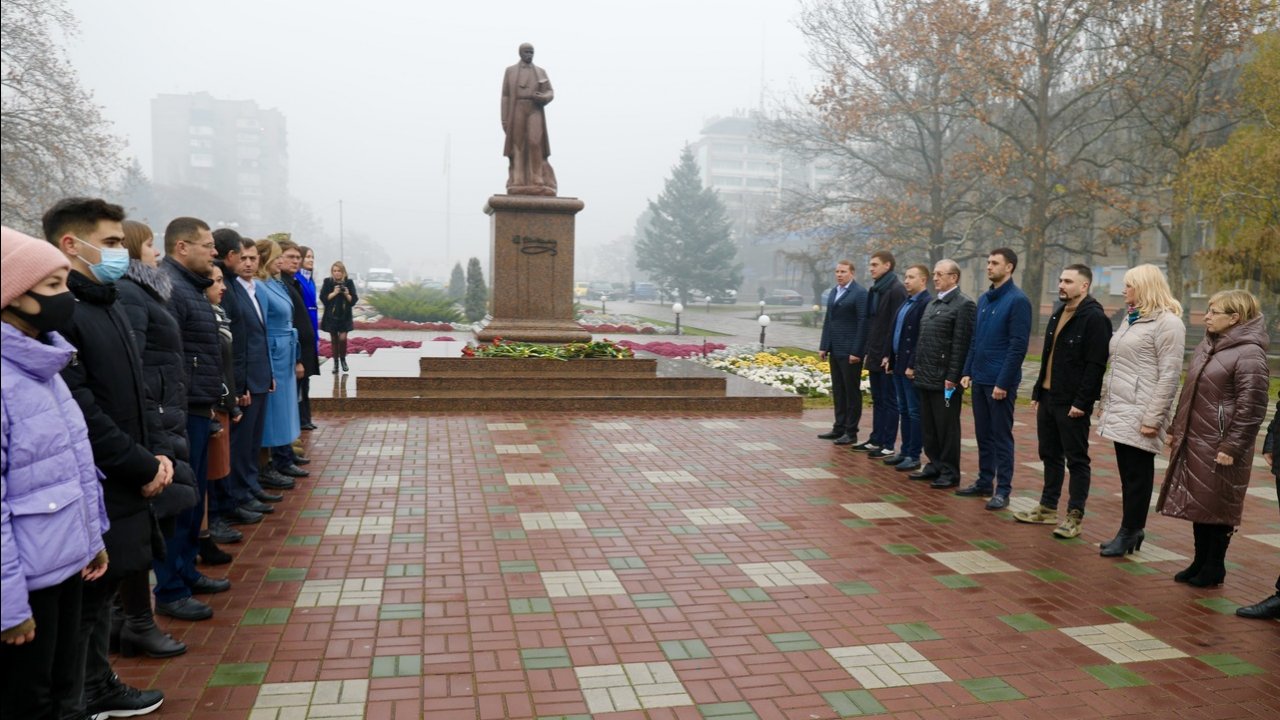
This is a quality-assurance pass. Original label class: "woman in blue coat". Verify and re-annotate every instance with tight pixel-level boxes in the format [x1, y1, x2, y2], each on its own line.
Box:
[253, 239, 301, 452]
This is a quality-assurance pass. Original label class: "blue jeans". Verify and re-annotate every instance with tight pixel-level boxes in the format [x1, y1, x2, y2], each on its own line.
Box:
[154, 414, 210, 603]
[867, 371, 898, 449]
[893, 372, 921, 460]
[971, 384, 1016, 494]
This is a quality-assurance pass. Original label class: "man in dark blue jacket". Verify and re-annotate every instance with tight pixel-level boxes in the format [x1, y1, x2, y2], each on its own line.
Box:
[857, 250, 908, 457]
[817, 259, 869, 445]
[881, 264, 931, 472]
[958, 248, 1032, 510]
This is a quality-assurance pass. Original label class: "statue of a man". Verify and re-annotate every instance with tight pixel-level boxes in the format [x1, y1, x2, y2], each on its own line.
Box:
[501, 43, 557, 196]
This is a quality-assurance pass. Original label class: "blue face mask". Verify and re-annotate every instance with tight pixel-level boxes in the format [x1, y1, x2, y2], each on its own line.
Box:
[76, 237, 129, 284]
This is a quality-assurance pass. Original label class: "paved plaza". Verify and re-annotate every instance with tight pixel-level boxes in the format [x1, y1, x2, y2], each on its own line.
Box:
[120, 410, 1279, 719]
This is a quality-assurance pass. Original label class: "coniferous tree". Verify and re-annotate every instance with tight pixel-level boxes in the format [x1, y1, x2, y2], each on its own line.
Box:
[635, 146, 742, 304]
[448, 262, 466, 301]
[464, 257, 488, 322]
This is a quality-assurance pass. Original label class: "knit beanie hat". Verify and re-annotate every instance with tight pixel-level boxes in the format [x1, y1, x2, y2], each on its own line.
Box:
[1, 226, 71, 307]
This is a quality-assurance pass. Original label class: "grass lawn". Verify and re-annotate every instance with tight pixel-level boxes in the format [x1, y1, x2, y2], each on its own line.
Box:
[777, 346, 821, 359]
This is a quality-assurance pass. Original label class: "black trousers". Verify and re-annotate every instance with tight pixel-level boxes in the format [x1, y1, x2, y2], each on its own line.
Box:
[1036, 402, 1092, 512]
[72, 575, 120, 714]
[1114, 441, 1155, 529]
[829, 355, 863, 438]
[1, 574, 85, 720]
[919, 386, 964, 482]
[297, 376, 312, 426]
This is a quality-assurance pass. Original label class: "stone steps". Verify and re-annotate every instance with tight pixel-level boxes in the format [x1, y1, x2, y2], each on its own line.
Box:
[361, 375, 725, 395]
[311, 395, 800, 412]
[419, 357, 657, 375]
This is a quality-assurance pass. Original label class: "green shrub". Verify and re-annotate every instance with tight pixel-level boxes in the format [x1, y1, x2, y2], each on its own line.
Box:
[367, 285, 462, 323]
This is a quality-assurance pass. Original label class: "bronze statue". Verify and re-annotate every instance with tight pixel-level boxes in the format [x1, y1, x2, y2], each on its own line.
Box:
[501, 43, 557, 196]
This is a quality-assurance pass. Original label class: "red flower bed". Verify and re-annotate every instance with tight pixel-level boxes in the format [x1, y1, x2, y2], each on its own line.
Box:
[353, 318, 459, 331]
[319, 337, 423, 358]
[615, 340, 727, 358]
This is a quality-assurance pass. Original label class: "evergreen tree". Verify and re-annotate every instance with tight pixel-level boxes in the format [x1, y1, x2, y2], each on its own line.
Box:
[464, 257, 488, 322]
[447, 262, 466, 301]
[635, 147, 742, 304]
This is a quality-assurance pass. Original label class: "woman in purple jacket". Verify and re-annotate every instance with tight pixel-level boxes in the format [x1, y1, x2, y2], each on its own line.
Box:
[1, 226, 110, 718]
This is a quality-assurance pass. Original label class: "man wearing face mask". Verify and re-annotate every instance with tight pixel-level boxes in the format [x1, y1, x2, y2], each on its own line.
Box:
[43, 198, 169, 719]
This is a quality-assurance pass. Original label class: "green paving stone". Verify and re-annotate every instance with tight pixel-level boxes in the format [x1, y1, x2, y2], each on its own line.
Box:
[1197, 653, 1265, 677]
[1195, 597, 1241, 615]
[767, 631, 822, 652]
[208, 662, 269, 687]
[728, 498, 757, 508]
[379, 603, 423, 620]
[509, 597, 553, 614]
[842, 476, 871, 485]
[888, 622, 941, 642]
[841, 519, 874, 529]
[476, 467, 504, 474]
[576, 503, 606, 512]
[660, 638, 712, 660]
[958, 677, 1025, 702]
[493, 529, 527, 540]
[1102, 605, 1156, 623]
[823, 689, 886, 716]
[834, 581, 877, 596]
[488, 505, 517, 515]
[968, 539, 1005, 551]
[240, 607, 291, 626]
[648, 501, 676, 511]
[1084, 664, 1148, 688]
[542, 451, 567, 458]
[311, 487, 341, 496]
[727, 587, 772, 603]
[1117, 562, 1159, 576]
[668, 524, 703, 534]
[299, 509, 331, 518]
[806, 496, 834, 505]
[521, 647, 572, 669]
[385, 564, 424, 578]
[704, 480, 731, 488]
[698, 701, 758, 719]
[629, 481, 654, 491]
[500, 560, 538, 573]
[397, 486, 426, 495]
[590, 527, 624, 537]
[370, 654, 422, 678]
[395, 506, 425, 516]
[608, 556, 646, 570]
[935, 574, 980, 589]
[284, 535, 321, 546]
[482, 484, 508, 493]
[562, 483, 591, 492]
[921, 515, 951, 524]
[792, 548, 830, 561]
[1053, 536, 1087, 546]
[879, 493, 908, 503]
[631, 592, 675, 609]
[998, 613, 1054, 632]
[756, 521, 791, 531]
[1027, 568, 1072, 582]
[390, 532, 423, 543]
[264, 567, 307, 582]
[777, 478, 802, 487]
[695, 553, 732, 565]
[883, 543, 921, 555]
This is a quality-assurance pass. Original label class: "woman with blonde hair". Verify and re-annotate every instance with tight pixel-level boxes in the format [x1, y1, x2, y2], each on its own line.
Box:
[253, 239, 301, 471]
[319, 260, 357, 373]
[1157, 290, 1269, 587]
[1096, 264, 1186, 557]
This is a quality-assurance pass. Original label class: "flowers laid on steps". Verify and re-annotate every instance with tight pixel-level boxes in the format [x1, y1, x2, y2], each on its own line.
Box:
[614, 340, 727, 358]
[461, 338, 636, 359]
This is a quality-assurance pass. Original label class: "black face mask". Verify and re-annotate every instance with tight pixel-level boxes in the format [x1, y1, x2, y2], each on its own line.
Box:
[9, 291, 77, 336]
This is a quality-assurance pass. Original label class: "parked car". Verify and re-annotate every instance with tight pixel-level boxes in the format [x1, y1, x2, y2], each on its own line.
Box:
[366, 268, 398, 292]
[688, 288, 739, 304]
[586, 281, 613, 300]
[630, 281, 658, 302]
[765, 289, 804, 306]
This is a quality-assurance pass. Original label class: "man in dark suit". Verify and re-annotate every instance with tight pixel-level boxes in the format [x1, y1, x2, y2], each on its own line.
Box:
[881, 264, 932, 472]
[817, 259, 869, 445]
[857, 250, 908, 457]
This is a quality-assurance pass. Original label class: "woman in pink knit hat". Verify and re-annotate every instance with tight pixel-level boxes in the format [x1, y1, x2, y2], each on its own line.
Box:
[1, 226, 110, 718]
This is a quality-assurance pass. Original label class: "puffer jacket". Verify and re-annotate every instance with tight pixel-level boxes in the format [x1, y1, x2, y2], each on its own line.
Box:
[1156, 315, 1270, 526]
[161, 256, 222, 412]
[864, 273, 907, 370]
[2, 323, 108, 632]
[1263, 392, 1278, 479]
[911, 288, 976, 391]
[1097, 309, 1186, 454]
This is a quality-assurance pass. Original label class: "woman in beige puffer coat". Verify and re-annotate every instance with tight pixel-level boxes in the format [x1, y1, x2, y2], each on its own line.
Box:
[1157, 290, 1270, 588]
[1095, 265, 1186, 556]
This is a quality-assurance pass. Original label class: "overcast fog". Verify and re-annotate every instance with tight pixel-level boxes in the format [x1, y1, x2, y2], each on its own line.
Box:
[65, 0, 815, 280]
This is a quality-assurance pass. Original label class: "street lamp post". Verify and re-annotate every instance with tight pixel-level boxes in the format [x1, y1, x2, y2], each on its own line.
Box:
[758, 314, 771, 350]
[758, 299, 766, 318]
[672, 302, 684, 336]
[601, 295, 608, 314]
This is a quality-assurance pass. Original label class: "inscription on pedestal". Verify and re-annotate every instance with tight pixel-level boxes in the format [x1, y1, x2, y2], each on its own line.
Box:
[512, 235, 558, 256]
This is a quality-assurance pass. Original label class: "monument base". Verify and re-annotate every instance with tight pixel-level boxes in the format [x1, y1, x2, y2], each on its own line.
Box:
[475, 318, 590, 344]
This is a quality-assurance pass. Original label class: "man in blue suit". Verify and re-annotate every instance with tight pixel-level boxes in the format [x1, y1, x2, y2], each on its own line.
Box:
[817, 259, 869, 445]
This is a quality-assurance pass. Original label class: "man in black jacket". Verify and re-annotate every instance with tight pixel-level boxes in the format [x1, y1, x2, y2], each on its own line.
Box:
[45, 198, 168, 719]
[908, 259, 976, 489]
[153, 217, 243, 622]
[857, 251, 908, 457]
[1015, 265, 1111, 538]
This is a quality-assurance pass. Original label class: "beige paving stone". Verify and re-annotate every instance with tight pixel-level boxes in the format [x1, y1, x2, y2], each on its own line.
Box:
[574, 662, 692, 713]
[738, 560, 827, 587]
[495, 444, 542, 454]
[681, 507, 751, 526]
[1247, 486, 1278, 502]
[356, 445, 403, 457]
[782, 467, 837, 480]
[641, 470, 700, 484]
[322, 516, 393, 536]
[927, 550, 1019, 575]
[249, 679, 368, 720]
[1060, 623, 1188, 664]
[614, 443, 660, 453]
[592, 422, 633, 430]
[701, 420, 741, 429]
[826, 643, 951, 688]
[542, 569, 626, 597]
[294, 578, 384, 608]
[520, 511, 588, 531]
[505, 472, 560, 486]
[737, 441, 780, 451]
[1243, 533, 1280, 549]
[340, 474, 400, 490]
[841, 502, 913, 519]
[487, 423, 528, 431]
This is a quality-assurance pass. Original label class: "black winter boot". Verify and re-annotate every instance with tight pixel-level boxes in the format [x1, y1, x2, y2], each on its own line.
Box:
[199, 535, 233, 565]
[1174, 523, 1207, 583]
[119, 611, 187, 658]
[1188, 525, 1231, 588]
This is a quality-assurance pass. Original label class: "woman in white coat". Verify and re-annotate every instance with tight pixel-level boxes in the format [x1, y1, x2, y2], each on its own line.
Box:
[1095, 265, 1186, 557]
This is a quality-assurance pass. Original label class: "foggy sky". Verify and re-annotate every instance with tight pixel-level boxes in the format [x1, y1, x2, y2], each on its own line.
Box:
[65, 0, 815, 280]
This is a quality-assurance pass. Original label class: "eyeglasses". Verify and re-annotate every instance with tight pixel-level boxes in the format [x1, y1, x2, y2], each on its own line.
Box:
[1204, 308, 1237, 317]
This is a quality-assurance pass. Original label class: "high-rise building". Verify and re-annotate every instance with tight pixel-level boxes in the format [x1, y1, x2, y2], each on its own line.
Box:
[151, 91, 288, 230]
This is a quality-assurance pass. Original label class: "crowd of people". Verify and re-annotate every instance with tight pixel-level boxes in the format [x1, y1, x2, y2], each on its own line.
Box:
[1, 197, 357, 719]
[818, 249, 1278, 620]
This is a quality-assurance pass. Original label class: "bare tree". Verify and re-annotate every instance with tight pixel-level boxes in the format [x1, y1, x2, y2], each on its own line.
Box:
[1, 0, 122, 230]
